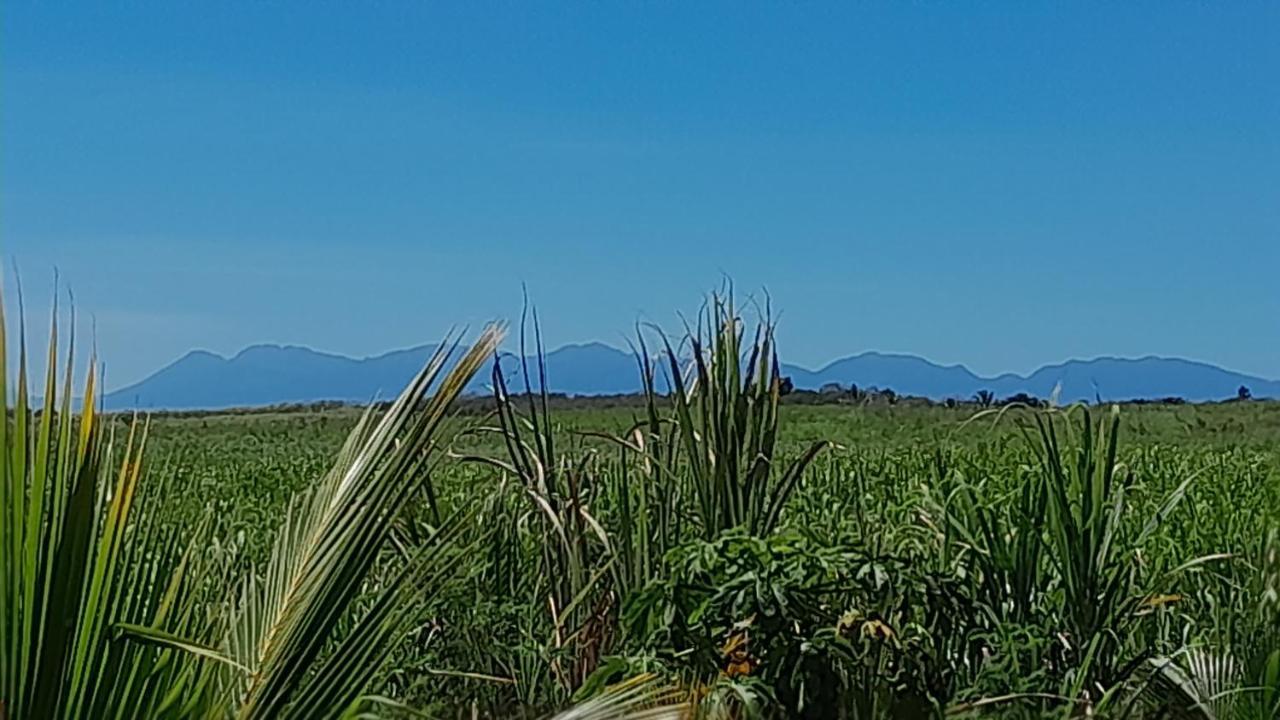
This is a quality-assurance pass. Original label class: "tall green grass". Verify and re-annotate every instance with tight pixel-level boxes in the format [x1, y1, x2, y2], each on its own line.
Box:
[652, 294, 828, 539]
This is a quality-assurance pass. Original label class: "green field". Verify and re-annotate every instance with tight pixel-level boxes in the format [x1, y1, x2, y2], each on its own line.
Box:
[129, 397, 1280, 717]
[142, 399, 1280, 564]
[7, 306, 1280, 719]
[141, 399, 1280, 560]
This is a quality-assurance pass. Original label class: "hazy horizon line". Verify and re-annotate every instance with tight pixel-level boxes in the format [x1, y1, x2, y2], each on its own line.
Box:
[111, 338, 1280, 394]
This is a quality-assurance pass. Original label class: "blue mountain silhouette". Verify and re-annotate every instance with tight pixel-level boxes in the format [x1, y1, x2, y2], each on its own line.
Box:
[102, 343, 1280, 410]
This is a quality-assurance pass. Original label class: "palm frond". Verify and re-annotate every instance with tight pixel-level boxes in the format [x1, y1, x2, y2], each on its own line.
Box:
[550, 674, 688, 720]
[0, 289, 179, 720]
[223, 325, 504, 718]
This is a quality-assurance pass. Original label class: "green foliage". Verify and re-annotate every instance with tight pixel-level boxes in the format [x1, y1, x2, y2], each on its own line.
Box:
[483, 315, 616, 699]
[7, 284, 1280, 719]
[650, 292, 829, 540]
[119, 391, 1280, 719]
[621, 529, 967, 718]
[0, 296, 215, 720]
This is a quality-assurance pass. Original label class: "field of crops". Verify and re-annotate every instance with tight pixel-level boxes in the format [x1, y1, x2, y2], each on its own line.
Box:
[5, 299, 1280, 719]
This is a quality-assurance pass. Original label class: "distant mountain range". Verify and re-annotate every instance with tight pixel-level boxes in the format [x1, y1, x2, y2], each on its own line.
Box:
[101, 342, 1280, 410]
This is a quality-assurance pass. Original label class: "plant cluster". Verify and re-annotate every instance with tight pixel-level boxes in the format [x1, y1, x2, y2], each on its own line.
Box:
[2, 289, 1278, 719]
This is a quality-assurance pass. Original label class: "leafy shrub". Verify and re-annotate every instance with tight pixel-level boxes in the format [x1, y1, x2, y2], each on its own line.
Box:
[620, 529, 971, 718]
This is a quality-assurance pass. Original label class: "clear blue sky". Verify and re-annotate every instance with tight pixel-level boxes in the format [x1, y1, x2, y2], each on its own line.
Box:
[3, 2, 1277, 389]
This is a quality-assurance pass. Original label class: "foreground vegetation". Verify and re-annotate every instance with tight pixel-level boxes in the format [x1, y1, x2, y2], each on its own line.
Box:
[3, 292, 1280, 718]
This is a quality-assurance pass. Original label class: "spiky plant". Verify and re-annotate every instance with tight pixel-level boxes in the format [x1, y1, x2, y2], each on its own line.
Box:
[948, 461, 1048, 627]
[0, 290, 511, 718]
[0, 291, 226, 719]
[1029, 406, 1219, 704]
[482, 311, 613, 696]
[3, 298, 126, 717]
[601, 330, 683, 602]
[652, 292, 828, 540]
[199, 326, 505, 718]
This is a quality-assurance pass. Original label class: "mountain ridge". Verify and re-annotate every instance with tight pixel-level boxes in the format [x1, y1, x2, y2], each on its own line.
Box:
[102, 342, 1280, 410]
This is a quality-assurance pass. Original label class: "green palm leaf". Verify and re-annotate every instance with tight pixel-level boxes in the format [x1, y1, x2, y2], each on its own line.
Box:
[222, 325, 504, 718]
[0, 290, 167, 719]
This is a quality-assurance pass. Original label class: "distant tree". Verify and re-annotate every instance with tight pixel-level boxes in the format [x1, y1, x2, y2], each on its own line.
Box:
[1237, 385, 1252, 401]
[973, 390, 995, 408]
[945, 398, 957, 409]
[819, 382, 844, 395]
[779, 376, 795, 396]
[1002, 392, 1044, 408]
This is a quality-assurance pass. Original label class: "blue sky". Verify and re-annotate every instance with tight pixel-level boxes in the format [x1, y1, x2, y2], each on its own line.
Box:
[2, 2, 1277, 389]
